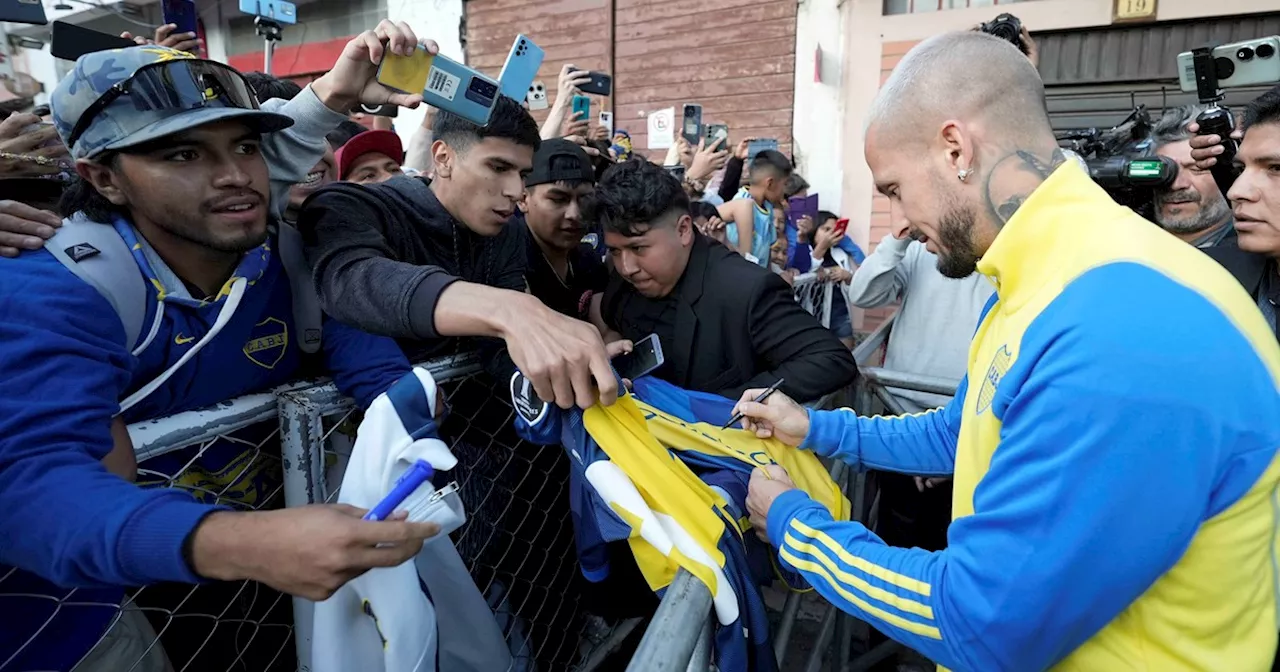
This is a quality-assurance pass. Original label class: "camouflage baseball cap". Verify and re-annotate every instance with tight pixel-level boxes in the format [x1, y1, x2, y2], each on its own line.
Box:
[52, 45, 294, 161]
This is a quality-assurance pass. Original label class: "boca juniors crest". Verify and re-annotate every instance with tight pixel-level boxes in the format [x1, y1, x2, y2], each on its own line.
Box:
[975, 345, 1013, 415]
[244, 317, 289, 369]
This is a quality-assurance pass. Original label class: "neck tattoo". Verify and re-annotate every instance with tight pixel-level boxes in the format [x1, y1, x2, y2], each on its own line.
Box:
[982, 147, 1067, 226]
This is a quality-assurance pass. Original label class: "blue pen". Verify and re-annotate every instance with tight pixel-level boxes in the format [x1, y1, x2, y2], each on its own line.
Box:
[364, 460, 434, 521]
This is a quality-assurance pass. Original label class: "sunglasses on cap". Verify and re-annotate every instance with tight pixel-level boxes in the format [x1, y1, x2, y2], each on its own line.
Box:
[66, 59, 261, 152]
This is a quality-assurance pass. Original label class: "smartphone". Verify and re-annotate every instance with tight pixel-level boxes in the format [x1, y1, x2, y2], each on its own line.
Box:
[527, 80, 549, 110]
[664, 164, 686, 182]
[788, 194, 819, 222]
[352, 102, 398, 118]
[498, 34, 545, 102]
[681, 104, 703, 146]
[599, 110, 614, 135]
[238, 0, 296, 23]
[832, 218, 849, 238]
[162, 0, 199, 38]
[613, 334, 665, 381]
[379, 47, 501, 127]
[1, 0, 48, 26]
[1178, 37, 1280, 93]
[747, 138, 779, 160]
[572, 95, 591, 123]
[51, 21, 137, 61]
[569, 68, 612, 97]
[705, 123, 728, 150]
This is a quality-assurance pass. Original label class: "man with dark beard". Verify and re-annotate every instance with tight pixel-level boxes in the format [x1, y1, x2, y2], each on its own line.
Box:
[1151, 105, 1235, 248]
[731, 31, 1280, 672]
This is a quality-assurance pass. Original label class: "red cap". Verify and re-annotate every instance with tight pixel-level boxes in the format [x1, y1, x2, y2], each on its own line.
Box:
[336, 130, 405, 180]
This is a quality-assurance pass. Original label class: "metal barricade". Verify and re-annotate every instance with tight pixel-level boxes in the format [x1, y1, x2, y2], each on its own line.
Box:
[1, 353, 627, 672]
[792, 272, 835, 328]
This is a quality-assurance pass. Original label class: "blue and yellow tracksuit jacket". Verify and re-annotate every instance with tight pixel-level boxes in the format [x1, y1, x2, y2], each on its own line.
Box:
[0, 220, 411, 671]
[767, 163, 1280, 671]
[515, 375, 849, 671]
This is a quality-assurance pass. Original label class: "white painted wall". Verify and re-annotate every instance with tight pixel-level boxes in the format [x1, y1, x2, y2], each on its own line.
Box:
[385, 0, 464, 151]
[791, 0, 849, 215]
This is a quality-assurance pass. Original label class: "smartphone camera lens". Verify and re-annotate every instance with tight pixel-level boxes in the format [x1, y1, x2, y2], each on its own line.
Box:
[1237, 46, 1255, 61]
[1258, 43, 1276, 59]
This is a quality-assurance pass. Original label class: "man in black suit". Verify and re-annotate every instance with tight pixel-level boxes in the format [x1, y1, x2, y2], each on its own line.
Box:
[587, 159, 857, 402]
[1201, 86, 1280, 343]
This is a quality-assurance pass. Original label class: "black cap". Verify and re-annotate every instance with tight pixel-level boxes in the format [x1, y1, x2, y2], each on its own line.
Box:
[525, 138, 595, 187]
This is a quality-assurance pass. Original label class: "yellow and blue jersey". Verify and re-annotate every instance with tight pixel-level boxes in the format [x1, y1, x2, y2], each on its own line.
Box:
[514, 375, 849, 671]
[766, 163, 1280, 671]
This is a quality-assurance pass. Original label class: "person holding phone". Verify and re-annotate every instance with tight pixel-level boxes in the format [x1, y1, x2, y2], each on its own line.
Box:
[809, 211, 857, 348]
[588, 159, 856, 403]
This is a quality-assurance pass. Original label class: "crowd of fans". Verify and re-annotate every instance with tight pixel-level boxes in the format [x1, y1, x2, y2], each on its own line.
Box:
[0, 11, 1277, 672]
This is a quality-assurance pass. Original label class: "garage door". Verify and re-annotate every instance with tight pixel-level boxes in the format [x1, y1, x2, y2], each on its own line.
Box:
[464, 0, 797, 161]
[1037, 13, 1280, 133]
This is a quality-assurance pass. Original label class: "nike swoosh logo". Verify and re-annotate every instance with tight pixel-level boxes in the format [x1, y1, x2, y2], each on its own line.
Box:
[175, 334, 195, 345]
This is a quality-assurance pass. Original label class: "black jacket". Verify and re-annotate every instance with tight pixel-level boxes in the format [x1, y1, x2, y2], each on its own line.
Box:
[1205, 240, 1270, 299]
[602, 234, 858, 403]
[297, 175, 526, 361]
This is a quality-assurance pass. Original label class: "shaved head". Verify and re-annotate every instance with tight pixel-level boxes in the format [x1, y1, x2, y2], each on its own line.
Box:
[863, 30, 1066, 280]
[867, 31, 1052, 146]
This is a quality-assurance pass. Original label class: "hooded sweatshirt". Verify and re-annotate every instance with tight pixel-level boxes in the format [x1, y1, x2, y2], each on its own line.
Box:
[298, 176, 526, 364]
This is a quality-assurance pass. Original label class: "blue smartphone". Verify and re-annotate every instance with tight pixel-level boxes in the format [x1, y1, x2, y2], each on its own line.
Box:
[238, 0, 296, 24]
[379, 47, 501, 127]
[162, 0, 198, 37]
[2, 0, 49, 26]
[572, 95, 591, 124]
[498, 34, 544, 102]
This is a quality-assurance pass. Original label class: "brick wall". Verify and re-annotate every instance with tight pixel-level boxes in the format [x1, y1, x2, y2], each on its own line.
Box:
[861, 39, 921, 331]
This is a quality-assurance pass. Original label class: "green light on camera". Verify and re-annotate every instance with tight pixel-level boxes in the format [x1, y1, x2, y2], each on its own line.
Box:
[1128, 160, 1163, 178]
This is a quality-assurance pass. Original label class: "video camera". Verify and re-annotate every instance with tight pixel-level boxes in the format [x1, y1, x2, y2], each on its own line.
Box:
[1056, 106, 1176, 222]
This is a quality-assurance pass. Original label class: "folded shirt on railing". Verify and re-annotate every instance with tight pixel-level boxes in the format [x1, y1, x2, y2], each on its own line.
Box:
[511, 373, 849, 672]
[312, 368, 510, 672]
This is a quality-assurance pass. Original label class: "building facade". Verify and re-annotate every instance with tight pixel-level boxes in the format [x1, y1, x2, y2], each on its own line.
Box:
[838, 0, 1280, 255]
[8, 0, 1280, 267]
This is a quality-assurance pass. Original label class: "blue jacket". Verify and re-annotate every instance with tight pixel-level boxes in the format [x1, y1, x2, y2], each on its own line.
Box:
[0, 222, 410, 670]
[766, 164, 1280, 672]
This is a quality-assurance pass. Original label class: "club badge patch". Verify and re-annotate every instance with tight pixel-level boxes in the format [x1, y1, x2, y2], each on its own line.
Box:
[509, 371, 550, 426]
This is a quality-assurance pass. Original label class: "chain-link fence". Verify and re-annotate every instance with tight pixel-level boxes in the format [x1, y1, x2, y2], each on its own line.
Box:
[281, 352, 635, 672]
[1, 353, 638, 672]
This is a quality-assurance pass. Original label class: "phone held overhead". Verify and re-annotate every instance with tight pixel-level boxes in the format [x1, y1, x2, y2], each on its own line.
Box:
[1, 0, 48, 26]
[51, 21, 137, 61]
[572, 95, 591, 123]
[681, 104, 703, 146]
[378, 45, 502, 127]
[568, 68, 612, 97]
[498, 34, 545, 102]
